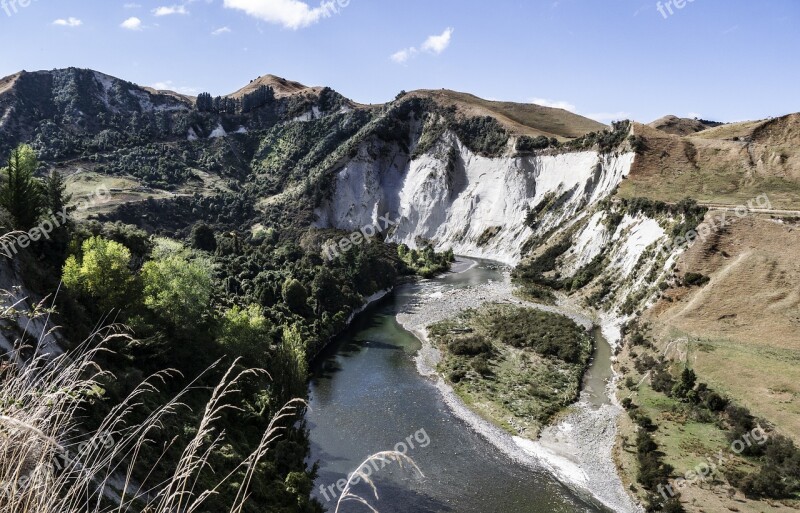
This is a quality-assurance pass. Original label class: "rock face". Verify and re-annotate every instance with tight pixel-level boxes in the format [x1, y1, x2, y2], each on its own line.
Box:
[314, 127, 686, 344]
[315, 132, 636, 265]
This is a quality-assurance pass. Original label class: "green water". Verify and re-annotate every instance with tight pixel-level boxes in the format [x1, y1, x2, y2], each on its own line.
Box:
[307, 259, 606, 513]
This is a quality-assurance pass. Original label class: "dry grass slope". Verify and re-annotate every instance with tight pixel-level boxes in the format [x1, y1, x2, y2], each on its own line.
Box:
[407, 89, 607, 139]
[647, 214, 800, 443]
[619, 115, 800, 209]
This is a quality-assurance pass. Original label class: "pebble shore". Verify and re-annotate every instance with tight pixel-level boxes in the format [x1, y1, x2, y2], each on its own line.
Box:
[396, 263, 642, 513]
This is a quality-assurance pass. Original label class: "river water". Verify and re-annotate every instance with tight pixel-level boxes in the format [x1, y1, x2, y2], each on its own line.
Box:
[307, 260, 606, 513]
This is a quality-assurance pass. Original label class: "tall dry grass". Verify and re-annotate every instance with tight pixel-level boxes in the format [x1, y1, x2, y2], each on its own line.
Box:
[0, 291, 304, 513]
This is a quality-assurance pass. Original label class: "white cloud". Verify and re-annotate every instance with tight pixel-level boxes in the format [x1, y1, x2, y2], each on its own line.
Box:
[390, 27, 454, 64]
[153, 5, 189, 16]
[530, 97, 577, 112]
[390, 48, 417, 64]
[421, 27, 454, 55]
[584, 111, 632, 123]
[211, 26, 232, 35]
[527, 96, 630, 123]
[124, 3, 142, 8]
[152, 80, 199, 95]
[120, 17, 143, 30]
[53, 17, 83, 27]
[223, 0, 328, 30]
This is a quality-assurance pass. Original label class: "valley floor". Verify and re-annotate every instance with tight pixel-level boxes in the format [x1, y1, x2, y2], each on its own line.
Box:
[396, 260, 642, 513]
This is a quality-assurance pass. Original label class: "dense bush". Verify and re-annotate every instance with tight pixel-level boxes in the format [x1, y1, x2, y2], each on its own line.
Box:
[482, 306, 589, 363]
[447, 334, 492, 356]
[453, 115, 509, 156]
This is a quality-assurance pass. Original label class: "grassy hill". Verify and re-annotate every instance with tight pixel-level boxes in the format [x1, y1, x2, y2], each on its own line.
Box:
[618, 116, 800, 209]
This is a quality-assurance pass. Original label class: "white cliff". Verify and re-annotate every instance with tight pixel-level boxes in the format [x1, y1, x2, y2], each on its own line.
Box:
[316, 132, 636, 265]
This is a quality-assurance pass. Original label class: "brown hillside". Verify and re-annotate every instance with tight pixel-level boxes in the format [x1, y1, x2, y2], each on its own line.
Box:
[645, 213, 800, 443]
[407, 89, 607, 140]
[227, 74, 318, 99]
[647, 114, 716, 136]
[618, 116, 800, 209]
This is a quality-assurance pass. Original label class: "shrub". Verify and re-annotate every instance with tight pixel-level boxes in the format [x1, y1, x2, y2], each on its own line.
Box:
[684, 272, 710, 287]
[447, 334, 492, 356]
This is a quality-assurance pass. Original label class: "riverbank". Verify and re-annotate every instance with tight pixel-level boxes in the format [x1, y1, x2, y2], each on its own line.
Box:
[396, 260, 642, 513]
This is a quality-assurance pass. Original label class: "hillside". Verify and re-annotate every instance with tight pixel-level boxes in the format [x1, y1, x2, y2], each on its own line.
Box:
[408, 88, 607, 139]
[618, 116, 800, 209]
[647, 115, 722, 136]
[1, 66, 800, 513]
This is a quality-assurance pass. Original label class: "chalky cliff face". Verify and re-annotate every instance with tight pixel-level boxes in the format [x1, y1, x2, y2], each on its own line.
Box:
[315, 127, 676, 337]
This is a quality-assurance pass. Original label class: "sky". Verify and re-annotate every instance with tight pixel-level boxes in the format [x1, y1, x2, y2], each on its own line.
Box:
[0, 0, 798, 123]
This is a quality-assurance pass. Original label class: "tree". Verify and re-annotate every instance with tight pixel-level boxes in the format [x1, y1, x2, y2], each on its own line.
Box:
[219, 304, 272, 366]
[196, 92, 213, 112]
[281, 278, 308, 314]
[42, 170, 74, 254]
[672, 367, 697, 399]
[62, 236, 134, 311]
[141, 247, 214, 327]
[190, 222, 217, 252]
[43, 169, 72, 216]
[0, 144, 44, 230]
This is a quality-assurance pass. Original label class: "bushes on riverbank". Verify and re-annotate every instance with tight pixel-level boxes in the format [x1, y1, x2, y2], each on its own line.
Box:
[429, 304, 592, 436]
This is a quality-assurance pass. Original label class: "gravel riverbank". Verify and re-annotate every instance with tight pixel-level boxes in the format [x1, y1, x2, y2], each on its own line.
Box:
[396, 261, 642, 513]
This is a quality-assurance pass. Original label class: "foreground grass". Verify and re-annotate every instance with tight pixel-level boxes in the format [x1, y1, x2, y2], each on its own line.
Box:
[0, 316, 303, 513]
[428, 304, 592, 438]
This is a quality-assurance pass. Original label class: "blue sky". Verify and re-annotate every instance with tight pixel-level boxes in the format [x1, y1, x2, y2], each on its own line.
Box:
[0, 0, 798, 123]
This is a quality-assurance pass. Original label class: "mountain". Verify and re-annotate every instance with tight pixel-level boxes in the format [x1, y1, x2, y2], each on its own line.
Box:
[647, 114, 722, 136]
[2, 67, 800, 513]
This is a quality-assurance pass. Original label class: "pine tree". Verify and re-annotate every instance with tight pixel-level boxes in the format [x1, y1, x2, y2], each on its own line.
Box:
[0, 144, 44, 230]
[43, 169, 72, 216]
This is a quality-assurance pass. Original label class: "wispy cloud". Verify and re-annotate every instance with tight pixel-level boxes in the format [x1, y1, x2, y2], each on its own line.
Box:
[529, 97, 577, 112]
[390, 27, 455, 64]
[124, 3, 142, 8]
[53, 17, 83, 27]
[421, 27, 454, 54]
[223, 0, 328, 29]
[529, 97, 630, 123]
[153, 5, 189, 16]
[120, 17, 143, 30]
[584, 111, 632, 123]
[390, 48, 417, 64]
[211, 26, 232, 36]
[152, 80, 199, 95]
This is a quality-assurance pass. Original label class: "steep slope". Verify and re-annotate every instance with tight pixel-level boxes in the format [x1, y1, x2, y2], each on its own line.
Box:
[408, 89, 607, 139]
[315, 131, 634, 265]
[647, 115, 721, 136]
[0, 68, 193, 158]
[619, 116, 800, 209]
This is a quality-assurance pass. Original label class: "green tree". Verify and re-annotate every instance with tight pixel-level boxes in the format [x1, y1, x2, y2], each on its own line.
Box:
[0, 144, 44, 230]
[219, 304, 272, 366]
[190, 222, 217, 252]
[672, 367, 697, 399]
[271, 324, 308, 403]
[43, 169, 73, 216]
[141, 249, 214, 328]
[281, 278, 308, 314]
[62, 236, 134, 310]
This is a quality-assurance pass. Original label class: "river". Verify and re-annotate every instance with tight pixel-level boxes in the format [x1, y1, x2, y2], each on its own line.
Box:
[307, 259, 609, 513]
